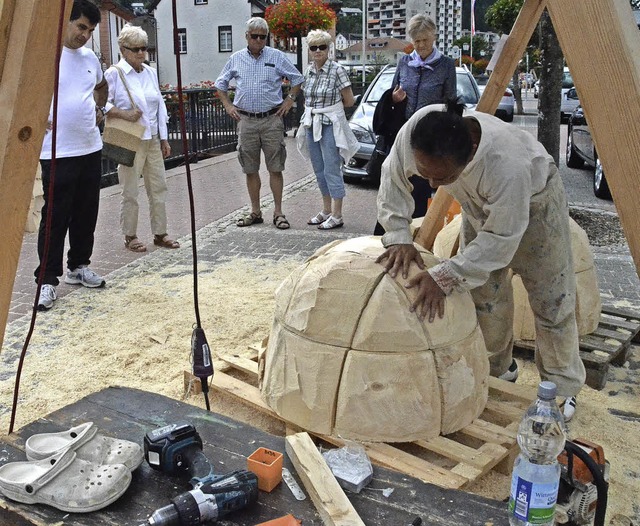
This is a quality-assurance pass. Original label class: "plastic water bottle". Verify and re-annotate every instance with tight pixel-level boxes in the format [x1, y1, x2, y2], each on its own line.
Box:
[508, 381, 566, 526]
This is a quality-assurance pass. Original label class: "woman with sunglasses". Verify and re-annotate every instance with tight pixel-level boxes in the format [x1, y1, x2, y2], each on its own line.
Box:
[104, 24, 179, 253]
[297, 30, 359, 230]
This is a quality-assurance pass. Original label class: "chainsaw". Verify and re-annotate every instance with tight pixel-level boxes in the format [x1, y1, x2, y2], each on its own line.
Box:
[556, 438, 609, 526]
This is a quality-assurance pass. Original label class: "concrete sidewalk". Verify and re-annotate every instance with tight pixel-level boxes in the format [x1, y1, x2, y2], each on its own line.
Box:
[8, 129, 640, 325]
[8, 136, 380, 323]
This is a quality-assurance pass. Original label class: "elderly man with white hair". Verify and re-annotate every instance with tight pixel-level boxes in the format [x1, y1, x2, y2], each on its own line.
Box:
[215, 17, 304, 230]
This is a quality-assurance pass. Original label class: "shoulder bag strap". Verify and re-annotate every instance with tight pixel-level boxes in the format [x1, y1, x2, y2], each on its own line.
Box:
[114, 65, 138, 110]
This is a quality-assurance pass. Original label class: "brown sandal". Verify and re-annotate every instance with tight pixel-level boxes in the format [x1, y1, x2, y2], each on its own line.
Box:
[153, 234, 180, 249]
[125, 236, 147, 253]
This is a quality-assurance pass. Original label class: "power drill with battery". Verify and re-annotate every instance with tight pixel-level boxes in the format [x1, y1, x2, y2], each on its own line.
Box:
[140, 423, 259, 526]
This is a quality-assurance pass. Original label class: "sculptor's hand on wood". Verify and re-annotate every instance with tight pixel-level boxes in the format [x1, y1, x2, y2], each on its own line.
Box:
[376, 244, 424, 279]
[406, 271, 446, 322]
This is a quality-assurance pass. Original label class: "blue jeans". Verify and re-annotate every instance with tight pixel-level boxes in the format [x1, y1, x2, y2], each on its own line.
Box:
[306, 124, 345, 199]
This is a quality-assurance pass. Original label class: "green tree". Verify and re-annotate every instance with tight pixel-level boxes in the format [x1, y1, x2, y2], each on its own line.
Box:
[485, 0, 523, 35]
[452, 35, 490, 61]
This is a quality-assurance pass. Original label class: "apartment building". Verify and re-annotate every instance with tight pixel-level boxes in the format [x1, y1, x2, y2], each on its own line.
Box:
[366, 0, 461, 55]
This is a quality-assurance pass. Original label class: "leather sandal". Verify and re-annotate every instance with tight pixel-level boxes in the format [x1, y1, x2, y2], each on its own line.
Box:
[308, 211, 331, 225]
[153, 234, 180, 249]
[273, 214, 290, 230]
[237, 211, 264, 227]
[125, 236, 147, 253]
[318, 215, 344, 230]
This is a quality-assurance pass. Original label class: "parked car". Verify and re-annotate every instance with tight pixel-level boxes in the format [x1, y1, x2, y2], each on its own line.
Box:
[342, 65, 480, 184]
[560, 86, 580, 123]
[533, 79, 540, 98]
[475, 75, 515, 122]
[566, 105, 611, 199]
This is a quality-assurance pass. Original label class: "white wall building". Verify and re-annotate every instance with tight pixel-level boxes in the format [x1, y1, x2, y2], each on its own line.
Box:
[153, 0, 294, 87]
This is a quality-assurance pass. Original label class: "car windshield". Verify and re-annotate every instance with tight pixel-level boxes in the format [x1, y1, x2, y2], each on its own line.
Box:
[362, 67, 479, 105]
[364, 72, 395, 103]
[562, 71, 574, 89]
[457, 72, 479, 104]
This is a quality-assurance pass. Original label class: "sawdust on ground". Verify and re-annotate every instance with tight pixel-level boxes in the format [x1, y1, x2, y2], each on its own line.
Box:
[1, 257, 638, 522]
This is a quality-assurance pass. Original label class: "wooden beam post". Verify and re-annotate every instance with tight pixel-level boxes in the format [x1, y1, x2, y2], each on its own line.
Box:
[0, 0, 71, 353]
[414, 0, 547, 251]
[548, 0, 640, 277]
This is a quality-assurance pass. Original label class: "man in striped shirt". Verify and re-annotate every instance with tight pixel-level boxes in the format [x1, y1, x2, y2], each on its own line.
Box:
[215, 17, 303, 230]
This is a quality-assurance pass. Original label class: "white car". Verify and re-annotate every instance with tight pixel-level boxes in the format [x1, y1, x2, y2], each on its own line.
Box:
[560, 86, 580, 124]
[342, 65, 480, 185]
[475, 75, 515, 122]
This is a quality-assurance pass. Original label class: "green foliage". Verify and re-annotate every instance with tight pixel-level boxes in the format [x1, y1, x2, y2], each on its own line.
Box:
[452, 35, 490, 60]
[485, 0, 523, 35]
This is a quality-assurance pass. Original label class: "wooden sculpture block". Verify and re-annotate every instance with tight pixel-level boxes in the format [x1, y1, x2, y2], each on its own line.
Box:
[432, 215, 601, 340]
[261, 236, 489, 442]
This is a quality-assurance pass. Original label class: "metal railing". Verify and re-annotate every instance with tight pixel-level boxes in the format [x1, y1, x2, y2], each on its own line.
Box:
[99, 85, 368, 187]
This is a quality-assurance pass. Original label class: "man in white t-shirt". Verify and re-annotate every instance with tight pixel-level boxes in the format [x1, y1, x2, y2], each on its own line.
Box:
[35, 0, 108, 311]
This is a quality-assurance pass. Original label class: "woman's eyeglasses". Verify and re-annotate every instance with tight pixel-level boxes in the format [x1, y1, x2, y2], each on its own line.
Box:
[250, 34, 267, 40]
[309, 44, 328, 51]
[124, 46, 148, 53]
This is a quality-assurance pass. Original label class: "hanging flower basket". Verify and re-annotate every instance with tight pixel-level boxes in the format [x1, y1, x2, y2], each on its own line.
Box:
[265, 0, 336, 40]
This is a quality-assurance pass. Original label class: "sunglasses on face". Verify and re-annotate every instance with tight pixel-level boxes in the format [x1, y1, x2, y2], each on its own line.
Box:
[250, 34, 267, 40]
[309, 44, 328, 51]
[124, 46, 147, 53]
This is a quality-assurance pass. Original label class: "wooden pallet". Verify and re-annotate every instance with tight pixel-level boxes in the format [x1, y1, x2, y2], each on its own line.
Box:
[212, 349, 536, 491]
[515, 305, 640, 390]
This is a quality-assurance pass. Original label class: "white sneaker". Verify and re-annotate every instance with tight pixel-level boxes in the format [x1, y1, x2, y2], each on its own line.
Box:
[562, 396, 577, 422]
[498, 359, 519, 382]
[37, 284, 57, 311]
[64, 266, 106, 288]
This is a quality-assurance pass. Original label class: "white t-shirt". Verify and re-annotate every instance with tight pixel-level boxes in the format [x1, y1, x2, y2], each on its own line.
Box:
[104, 60, 169, 140]
[40, 46, 103, 159]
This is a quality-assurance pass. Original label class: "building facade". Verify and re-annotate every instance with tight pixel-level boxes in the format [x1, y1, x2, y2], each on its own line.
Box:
[366, 0, 460, 55]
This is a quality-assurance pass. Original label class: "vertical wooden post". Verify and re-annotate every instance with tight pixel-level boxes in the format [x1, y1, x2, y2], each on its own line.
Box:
[548, 0, 640, 277]
[414, 0, 547, 251]
[0, 0, 71, 353]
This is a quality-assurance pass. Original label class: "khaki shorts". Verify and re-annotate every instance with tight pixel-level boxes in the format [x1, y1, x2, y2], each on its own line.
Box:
[237, 113, 287, 174]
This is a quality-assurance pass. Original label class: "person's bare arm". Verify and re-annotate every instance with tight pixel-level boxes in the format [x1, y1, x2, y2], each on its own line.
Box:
[276, 83, 301, 117]
[341, 86, 355, 108]
[217, 90, 240, 121]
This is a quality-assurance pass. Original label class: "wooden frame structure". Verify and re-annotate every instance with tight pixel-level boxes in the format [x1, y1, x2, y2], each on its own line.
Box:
[1, 0, 640, 354]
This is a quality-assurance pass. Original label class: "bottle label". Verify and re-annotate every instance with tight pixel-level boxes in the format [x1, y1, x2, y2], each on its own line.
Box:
[509, 475, 559, 524]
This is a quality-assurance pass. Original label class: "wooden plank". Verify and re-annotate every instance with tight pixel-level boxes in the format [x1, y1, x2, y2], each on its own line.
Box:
[285, 432, 366, 526]
[0, 0, 73, 355]
[219, 354, 260, 379]
[489, 376, 536, 405]
[0, 0, 16, 82]
[459, 419, 518, 447]
[414, 0, 547, 250]
[548, 0, 640, 276]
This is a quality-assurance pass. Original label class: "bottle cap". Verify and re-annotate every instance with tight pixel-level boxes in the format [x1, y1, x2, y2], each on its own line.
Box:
[537, 381, 557, 400]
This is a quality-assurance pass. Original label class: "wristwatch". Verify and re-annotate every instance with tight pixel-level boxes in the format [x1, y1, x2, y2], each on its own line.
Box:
[287, 93, 296, 101]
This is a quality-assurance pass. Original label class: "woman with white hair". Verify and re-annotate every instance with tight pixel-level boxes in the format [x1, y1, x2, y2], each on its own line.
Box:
[297, 29, 358, 230]
[372, 13, 456, 235]
[104, 24, 179, 252]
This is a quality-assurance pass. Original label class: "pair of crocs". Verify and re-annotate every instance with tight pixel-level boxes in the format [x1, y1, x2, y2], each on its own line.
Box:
[0, 422, 143, 513]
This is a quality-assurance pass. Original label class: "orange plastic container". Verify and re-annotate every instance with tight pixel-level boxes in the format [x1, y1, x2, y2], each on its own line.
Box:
[255, 514, 301, 526]
[246, 447, 283, 492]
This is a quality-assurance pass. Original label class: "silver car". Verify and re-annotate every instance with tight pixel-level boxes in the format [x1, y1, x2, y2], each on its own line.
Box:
[560, 87, 580, 124]
[342, 65, 480, 183]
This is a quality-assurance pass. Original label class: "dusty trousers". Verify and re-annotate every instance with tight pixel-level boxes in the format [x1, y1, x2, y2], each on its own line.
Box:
[460, 171, 586, 397]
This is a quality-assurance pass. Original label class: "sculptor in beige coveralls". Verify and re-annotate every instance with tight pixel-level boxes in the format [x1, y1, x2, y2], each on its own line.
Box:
[376, 102, 585, 421]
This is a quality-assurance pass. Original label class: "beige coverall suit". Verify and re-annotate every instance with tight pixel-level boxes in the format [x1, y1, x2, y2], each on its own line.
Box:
[377, 106, 586, 397]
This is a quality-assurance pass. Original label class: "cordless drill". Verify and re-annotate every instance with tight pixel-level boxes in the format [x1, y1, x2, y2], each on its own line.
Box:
[141, 423, 259, 526]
